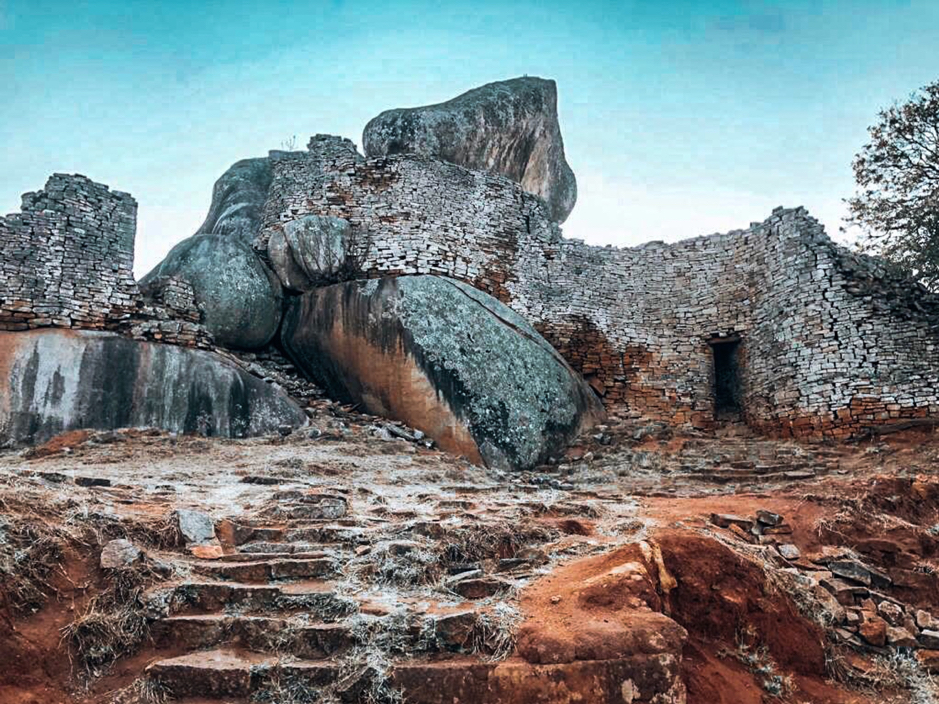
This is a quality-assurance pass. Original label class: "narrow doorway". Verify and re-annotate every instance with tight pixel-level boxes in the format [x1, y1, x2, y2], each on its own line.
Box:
[710, 338, 742, 419]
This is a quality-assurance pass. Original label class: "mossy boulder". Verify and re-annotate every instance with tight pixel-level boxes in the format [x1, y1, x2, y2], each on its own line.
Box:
[280, 275, 603, 470]
[141, 234, 282, 350]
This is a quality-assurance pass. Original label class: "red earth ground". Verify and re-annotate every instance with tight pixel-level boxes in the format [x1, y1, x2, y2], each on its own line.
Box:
[0, 421, 936, 703]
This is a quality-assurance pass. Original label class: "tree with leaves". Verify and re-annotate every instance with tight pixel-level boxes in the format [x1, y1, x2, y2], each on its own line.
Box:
[846, 79, 939, 290]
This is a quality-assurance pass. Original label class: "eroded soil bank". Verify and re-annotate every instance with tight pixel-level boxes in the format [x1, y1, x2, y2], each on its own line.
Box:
[1, 415, 937, 704]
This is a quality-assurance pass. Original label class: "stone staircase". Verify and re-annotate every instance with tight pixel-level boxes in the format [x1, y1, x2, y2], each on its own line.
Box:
[133, 488, 525, 702]
[144, 518, 358, 701]
[121, 478, 685, 703]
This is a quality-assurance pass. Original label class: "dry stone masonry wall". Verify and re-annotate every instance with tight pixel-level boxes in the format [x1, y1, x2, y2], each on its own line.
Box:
[4, 146, 936, 442]
[258, 138, 939, 439]
[0, 174, 212, 348]
[1, 174, 139, 331]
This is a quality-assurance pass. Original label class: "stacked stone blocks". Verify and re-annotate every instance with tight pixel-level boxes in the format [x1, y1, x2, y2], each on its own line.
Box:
[258, 138, 939, 439]
[0, 174, 212, 348]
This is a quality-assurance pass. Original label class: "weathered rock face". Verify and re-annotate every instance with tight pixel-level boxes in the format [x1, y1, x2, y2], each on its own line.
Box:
[280, 275, 602, 470]
[141, 234, 282, 350]
[0, 329, 306, 446]
[268, 215, 353, 292]
[362, 76, 577, 223]
[196, 158, 273, 243]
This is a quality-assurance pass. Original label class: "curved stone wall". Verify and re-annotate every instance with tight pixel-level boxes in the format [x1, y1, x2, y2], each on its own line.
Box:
[258, 137, 939, 438]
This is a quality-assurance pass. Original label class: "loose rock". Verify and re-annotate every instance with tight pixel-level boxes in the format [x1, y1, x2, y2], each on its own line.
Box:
[100, 539, 142, 570]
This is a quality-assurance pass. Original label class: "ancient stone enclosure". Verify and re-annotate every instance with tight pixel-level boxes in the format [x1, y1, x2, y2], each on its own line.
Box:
[256, 136, 939, 439]
[2, 76, 938, 448]
[4, 75, 939, 704]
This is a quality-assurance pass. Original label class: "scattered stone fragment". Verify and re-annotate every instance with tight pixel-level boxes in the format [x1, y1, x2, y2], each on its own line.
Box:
[75, 476, 111, 487]
[39, 471, 68, 483]
[189, 540, 224, 560]
[828, 560, 872, 586]
[876, 600, 904, 626]
[859, 613, 888, 646]
[916, 610, 936, 630]
[820, 576, 869, 606]
[709, 514, 754, 530]
[450, 577, 510, 600]
[916, 649, 939, 674]
[762, 524, 794, 535]
[813, 586, 846, 624]
[240, 475, 282, 485]
[728, 524, 755, 543]
[100, 539, 142, 570]
[432, 611, 477, 650]
[886, 626, 918, 648]
[176, 509, 216, 544]
[756, 510, 783, 526]
[777, 544, 801, 560]
[919, 630, 939, 649]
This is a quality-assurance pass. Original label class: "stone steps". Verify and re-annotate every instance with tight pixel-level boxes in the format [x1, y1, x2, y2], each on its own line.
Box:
[151, 615, 354, 658]
[189, 556, 336, 582]
[147, 580, 346, 615]
[147, 648, 338, 698]
[221, 521, 372, 547]
[149, 649, 683, 703]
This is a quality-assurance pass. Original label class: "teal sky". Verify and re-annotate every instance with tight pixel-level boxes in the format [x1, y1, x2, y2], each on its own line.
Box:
[2, 0, 938, 276]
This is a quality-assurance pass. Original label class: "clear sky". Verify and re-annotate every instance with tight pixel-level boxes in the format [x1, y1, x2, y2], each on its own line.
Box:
[2, 0, 938, 277]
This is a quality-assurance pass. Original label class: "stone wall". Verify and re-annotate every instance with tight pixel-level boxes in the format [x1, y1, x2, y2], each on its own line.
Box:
[259, 138, 939, 438]
[0, 174, 212, 349]
[1, 174, 139, 331]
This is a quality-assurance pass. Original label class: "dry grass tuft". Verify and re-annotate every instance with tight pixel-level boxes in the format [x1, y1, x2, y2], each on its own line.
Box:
[439, 521, 558, 566]
[349, 539, 444, 588]
[0, 512, 68, 615]
[472, 602, 522, 661]
[62, 559, 165, 678]
[103, 677, 169, 704]
[827, 647, 939, 703]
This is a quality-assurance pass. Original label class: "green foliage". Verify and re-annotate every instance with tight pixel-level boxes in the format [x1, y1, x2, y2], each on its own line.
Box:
[846, 79, 939, 290]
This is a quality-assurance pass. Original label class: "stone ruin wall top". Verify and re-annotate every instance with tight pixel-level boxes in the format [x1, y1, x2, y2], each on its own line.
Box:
[259, 138, 939, 438]
[0, 174, 139, 332]
[0, 174, 211, 348]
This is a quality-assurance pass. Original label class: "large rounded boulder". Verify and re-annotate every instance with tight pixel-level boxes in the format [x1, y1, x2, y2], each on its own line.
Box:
[141, 234, 282, 349]
[280, 275, 603, 470]
[196, 157, 273, 243]
[0, 329, 307, 446]
[363, 76, 577, 223]
[268, 215, 353, 292]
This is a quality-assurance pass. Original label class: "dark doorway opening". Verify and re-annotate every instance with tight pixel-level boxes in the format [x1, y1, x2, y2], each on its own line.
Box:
[711, 338, 742, 419]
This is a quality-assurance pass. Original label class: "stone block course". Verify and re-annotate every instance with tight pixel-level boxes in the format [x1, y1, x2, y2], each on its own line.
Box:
[256, 137, 939, 439]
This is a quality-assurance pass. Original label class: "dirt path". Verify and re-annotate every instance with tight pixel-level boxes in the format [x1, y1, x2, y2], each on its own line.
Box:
[0, 422, 936, 703]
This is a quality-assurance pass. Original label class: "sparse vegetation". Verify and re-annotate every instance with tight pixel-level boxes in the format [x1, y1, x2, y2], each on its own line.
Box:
[0, 511, 68, 615]
[829, 646, 939, 703]
[62, 558, 167, 678]
[439, 521, 558, 566]
[348, 538, 443, 588]
[471, 602, 522, 661]
[104, 677, 169, 704]
[719, 626, 796, 699]
[846, 78, 939, 290]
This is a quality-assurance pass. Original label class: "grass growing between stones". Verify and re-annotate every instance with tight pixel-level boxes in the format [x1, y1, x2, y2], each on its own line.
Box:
[0, 510, 69, 616]
[62, 558, 167, 679]
[102, 677, 169, 704]
[438, 521, 559, 565]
